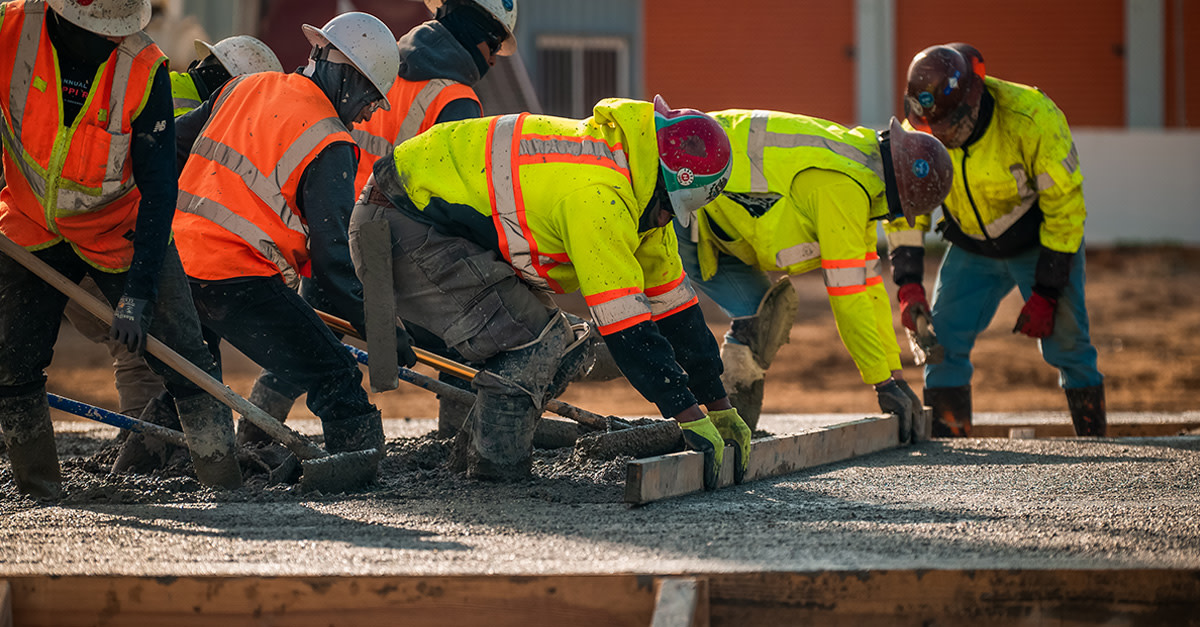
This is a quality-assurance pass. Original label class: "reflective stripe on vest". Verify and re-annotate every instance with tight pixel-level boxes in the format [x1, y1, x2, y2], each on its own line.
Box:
[744, 110, 884, 193]
[646, 275, 698, 319]
[822, 251, 883, 297]
[351, 78, 460, 159]
[587, 288, 652, 334]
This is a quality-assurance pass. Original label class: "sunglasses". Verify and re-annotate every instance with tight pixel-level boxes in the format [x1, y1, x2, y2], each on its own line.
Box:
[483, 31, 505, 55]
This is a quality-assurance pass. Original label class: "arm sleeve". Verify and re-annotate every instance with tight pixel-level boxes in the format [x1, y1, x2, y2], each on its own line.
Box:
[433, 97, 483, 125]
[807, 174, 894, 385]
[654, 302, 726, 405]
[297, 141, 368, 334]
[1029, 95, 1086, 254]
[124, 62, 176, 302]
[600, 320, 698, 418]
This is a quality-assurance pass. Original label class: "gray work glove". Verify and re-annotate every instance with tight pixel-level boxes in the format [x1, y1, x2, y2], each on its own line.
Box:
[395, 325, 418, 368]
[876, 379, 915, 445]
[110, 295, 151, 356]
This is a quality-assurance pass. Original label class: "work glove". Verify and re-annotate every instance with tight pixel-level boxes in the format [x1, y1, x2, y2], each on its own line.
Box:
[875, 379, 915, 445]
[894, 378, 923, 442]
[896, 283, 930, 333]
[396, 325, 418, 368]
[1013, 291, 1057, 338]
[709, 407, 751, 484]
[110, 295, 151, 356]
[679, 416, 723, 491]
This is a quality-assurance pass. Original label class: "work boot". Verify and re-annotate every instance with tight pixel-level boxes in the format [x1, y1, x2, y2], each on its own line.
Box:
[237, 377, 297, 446]
[174, 393, 243, 489]
[113, 392, 185, 474]
[436, 373, 473, 438]
[322, 409, 385, 456]
[465, 385, 538, 482]
[925, 385, 972, 437]
[720, 342, 766, 431]
[1066, 384, 1107, 437]
[0, 389, 63, 500]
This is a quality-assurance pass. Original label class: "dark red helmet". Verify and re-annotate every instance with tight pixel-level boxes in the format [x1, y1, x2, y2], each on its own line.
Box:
[904, 44, 985, 147]
[888, 117, 953, 227]
[653, 95, 732, 227]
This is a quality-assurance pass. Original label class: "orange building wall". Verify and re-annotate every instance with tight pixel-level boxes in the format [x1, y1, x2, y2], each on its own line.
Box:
[895, 0, 1125, 127]
[1165, 0, 1200, 127]
[644, 1, 856, 124]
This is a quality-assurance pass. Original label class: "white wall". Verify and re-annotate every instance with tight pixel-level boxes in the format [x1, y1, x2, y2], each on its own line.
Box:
[1075, 130, 1200, 245]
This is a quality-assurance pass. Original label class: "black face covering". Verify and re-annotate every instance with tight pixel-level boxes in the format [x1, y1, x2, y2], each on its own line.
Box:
[638, 172, 673, 233]
[307, 53, 381, 126]
[186, 57, 232, 101]
[46, 10, 116, 65]
[437, 3, 507, 78]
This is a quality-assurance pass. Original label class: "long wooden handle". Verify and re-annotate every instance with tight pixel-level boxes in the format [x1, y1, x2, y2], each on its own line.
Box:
[0, 234, 327, 460]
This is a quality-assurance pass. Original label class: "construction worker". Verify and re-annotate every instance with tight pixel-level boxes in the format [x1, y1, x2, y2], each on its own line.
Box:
[170, 35, 282, 115]
[0, 0, 243, 497]
[887, 43, 1105, 437]
[242, 0, 520, 438]
[164, 12, 415, 462]
[349, 96, 751, 488]
[678, 110, 953, 441]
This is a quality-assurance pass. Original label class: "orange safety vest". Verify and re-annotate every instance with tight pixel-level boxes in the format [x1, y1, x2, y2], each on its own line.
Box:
[0, 0, 166, 271]
[350, 77, 478, 192]
[173, 72, 354, 285]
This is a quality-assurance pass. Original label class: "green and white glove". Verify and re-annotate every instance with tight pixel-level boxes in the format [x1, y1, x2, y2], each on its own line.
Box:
[679, 416, 723, 491]
[709, 408, 751, 484]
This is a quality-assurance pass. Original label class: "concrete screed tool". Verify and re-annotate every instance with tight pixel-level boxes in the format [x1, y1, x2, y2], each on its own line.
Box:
[315, 310, 686, 460]
[0, 233, 378, 494]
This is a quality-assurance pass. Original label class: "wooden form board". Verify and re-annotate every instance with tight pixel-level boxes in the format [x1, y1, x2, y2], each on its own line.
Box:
[650, 578, 707, 627]
[625, 414, 900, 505]
[0, 581, 11, 627]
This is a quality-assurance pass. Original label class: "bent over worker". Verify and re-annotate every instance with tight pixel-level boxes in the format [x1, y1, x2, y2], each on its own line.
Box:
[170, 35, 281, 116]
[678, 110, 952, 441]
[0, 0, 242, 497]
[166, 12, 415, 460]
[350, 96, 751, 488]
[887, 43, 1105, 437]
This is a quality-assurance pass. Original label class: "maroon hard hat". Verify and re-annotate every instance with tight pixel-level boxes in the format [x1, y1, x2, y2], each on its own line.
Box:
[653, 95, 732, 227]
[904, 44, 985, 146]
[888, 117, 953, 227]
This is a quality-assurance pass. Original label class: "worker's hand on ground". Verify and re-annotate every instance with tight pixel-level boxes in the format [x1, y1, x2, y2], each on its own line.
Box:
[897, 283, 930, 332]
[708, 407, 751, 484]
[110, 295, 151, 355]
[893, 377, 923, 442]
[679, 416, 723, 491]
[875, 379, 915, 445]
[395, 325, 418, 368]
[1013, 291, 1057, 338]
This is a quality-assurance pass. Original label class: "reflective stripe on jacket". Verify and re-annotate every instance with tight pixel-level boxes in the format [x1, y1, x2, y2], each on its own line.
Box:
[697, 110, 899, 384]
[174, 73, 353, 286]
[169, 70, 201, 116]
[351, 76, 478, 193]
[885, 77, 1086, 255]
[388, 98, 693, 335]
[0, 0, 165, 271]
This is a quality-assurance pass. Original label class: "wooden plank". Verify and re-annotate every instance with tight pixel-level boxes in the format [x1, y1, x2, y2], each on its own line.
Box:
[626, 415, 899, 505]
[706, 569, 1200, 626]
[650, 577, 707, 627]
[0, 581, 12, 627]
[358, 217, 399, 393]
[4, 575, 657, 627]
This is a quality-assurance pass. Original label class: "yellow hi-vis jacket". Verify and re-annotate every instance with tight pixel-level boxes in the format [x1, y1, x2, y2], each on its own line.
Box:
[388, 97, 697, 336]
[697, 110, 902, 384]
[884, 76, 1086, 255]
[169, 70, 202, 117]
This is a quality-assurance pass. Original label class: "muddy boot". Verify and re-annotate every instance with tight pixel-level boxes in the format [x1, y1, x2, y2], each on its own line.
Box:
[322, 409, 385, 456]
[925, 385, 972, 437]
[0, 389, 63, 500]
[720, 343, 766, 431]
[436, 373, 473, 438]
[174, 394, 243, 489]
[466, 383, 538, 482]
[113, 392, 184, 474]
[238, 377, 297, 446]
[1066, 384, 1107, 437]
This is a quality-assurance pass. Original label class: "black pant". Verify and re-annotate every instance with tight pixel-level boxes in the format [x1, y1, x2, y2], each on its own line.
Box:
[0, 242, 219, 400]
[189, 277, 375, 423]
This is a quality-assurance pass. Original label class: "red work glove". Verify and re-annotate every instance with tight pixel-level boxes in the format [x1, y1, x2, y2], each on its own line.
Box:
[1013, 292, 1057, 338]
[896, 283, 930, 332]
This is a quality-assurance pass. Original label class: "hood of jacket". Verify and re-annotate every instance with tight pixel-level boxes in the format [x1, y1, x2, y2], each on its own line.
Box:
[584, 97, 661, 224]
[397, 21, 481, 85]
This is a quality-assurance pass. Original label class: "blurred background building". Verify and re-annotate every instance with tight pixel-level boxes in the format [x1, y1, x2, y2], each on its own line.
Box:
[152, 0, 1198, 244]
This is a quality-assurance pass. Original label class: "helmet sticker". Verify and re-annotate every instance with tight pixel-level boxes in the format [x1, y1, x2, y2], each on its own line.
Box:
[502, 0, 514, 10]
[677, 168, 695, 187]
[912, 159, 930, 178]
[76, 0, 95, 5]
[943, 72, 960, 95]
[918, 91, 934, 108]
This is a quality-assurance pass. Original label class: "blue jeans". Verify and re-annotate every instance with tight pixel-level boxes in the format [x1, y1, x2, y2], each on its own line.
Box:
[926, 244, 1103, 390]
[674, 221, 771, 321]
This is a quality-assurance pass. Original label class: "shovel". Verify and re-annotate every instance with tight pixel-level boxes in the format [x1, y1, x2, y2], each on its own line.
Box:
[0, 233, 377, 493]
[46, 394, 300, 484]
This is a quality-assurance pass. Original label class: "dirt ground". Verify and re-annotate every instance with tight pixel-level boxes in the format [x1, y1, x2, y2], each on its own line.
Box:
[42, 244, 1200, 423]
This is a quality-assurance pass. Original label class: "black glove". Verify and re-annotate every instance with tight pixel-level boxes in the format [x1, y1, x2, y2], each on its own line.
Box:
[110, 295, 151, 355]
[396, 325, 418, 368]
[876, 379, 915, 445]
[894, 378, 923, 442]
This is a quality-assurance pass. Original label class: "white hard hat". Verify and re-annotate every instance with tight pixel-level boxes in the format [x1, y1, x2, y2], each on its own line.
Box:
[194, 36, 283, 76]
[425, 0, 518, 56]
[46, 0, 151, 38]
[302, 12, 400, 108]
